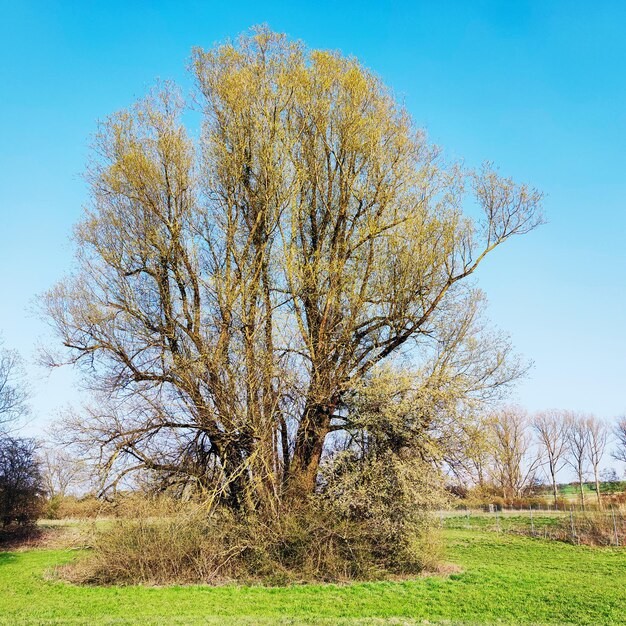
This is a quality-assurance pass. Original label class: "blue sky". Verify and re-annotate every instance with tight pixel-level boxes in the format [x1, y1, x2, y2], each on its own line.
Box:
[0, 1, 625, 452]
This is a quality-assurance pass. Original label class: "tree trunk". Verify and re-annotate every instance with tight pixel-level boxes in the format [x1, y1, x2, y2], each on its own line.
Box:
[551, 467, 558, 507]
[477, 466, 485, 490]
[578, 470, 586, 511]
[210, 435, 254, 512]
[286, 403, 331, 497]
[594, 466, 603, 509]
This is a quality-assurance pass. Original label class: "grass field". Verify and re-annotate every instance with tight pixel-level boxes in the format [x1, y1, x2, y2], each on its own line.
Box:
[556, 481, 626, 501]
[1, 525, 625, 625]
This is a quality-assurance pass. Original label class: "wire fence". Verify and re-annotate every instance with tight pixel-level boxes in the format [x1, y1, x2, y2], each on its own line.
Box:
[439, 506, 625, 547]
[451, 500, 618, 513]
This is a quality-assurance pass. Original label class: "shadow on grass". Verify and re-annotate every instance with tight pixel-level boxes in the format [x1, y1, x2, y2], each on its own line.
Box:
[0, 525, 43, 552]
[0, 552, 17, 566]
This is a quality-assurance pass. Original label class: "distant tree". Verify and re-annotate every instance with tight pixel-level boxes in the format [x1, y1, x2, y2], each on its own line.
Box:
[613, 417, 626, 464]
[446, 417, 495, 491]
[600, 467, 619, 483]
[0, 337, 29, 432]
[40, 447, 87, 498]
[586, 416, 609, 508]
[532, 410, 568, 506]
[565, 413, 591, 510]
[0, 435, 44, 528]
[491, 407, 541, 499]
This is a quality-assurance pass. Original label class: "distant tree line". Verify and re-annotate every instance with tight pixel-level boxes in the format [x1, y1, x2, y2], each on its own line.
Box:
[448, 406, 625, 509]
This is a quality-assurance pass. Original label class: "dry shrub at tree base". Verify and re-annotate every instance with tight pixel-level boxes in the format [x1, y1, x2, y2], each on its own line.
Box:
[61, 502, 442, 586]
[61, 454, 445, 586]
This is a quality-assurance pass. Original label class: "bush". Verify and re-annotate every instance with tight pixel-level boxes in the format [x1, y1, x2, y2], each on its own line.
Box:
[0, 436, 44, 532]
[452, 489, 572, 512]
[43, 494, 116, 520]
[567, 510, 626, 546]
[320, 450, 445, 573]
[62, 489, 443, 586]
[43, 492, 187, 520]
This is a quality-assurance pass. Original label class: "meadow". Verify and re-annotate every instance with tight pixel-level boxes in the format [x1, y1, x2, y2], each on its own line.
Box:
[1, 519, 625, 625]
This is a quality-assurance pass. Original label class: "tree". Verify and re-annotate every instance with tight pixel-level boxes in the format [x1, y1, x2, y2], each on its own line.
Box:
[600, 467, 619, 483]
[565, 412, 590, 510]
[43, 27, 542, 511]
[613, 417, 626, 464]
[447, 418, 495, 490]
[490, 406, 541, 499]
[0, 337, 29, 432]
[40, 447, 87, 499]
[586, 415, 608, 508]
[532, 410, 568, 506]
[0, 435, 44, 528]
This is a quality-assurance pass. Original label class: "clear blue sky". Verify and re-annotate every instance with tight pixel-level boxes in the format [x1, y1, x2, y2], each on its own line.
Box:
[1, 1, 625, 444]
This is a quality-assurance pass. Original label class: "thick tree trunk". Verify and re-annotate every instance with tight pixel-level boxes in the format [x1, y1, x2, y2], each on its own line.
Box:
[286, 403, 331, 497]
[220, 448, 250, 511]
[207, 429, 254, 512]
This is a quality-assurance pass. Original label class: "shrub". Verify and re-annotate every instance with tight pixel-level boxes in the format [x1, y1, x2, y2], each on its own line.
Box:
[0, 436, 44, 532]
[320, 450, 445, 573]
[43, 494, 113, 519]
[43, 492, 187, 520]
[61, 490, 443, 586]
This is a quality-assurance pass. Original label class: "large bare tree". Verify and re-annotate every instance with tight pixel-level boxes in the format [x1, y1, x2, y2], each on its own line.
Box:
[586, 415, 608, 508]
[0, 337, 29, 432]
[532, 410, 568, 506]
[490, 406, 541, 499]
[565, 412, 591, 510]
[44, 28, 542, 511]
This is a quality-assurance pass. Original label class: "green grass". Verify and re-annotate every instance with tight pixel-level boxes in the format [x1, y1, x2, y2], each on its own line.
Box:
[443, 511, 568, 534]
[557, 481, 626, 497]
[1, 529, 624, 625]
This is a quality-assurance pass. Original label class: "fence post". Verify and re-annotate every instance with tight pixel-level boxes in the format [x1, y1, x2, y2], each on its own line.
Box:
[466, 510, 471, 530]
[611, 507, 619, 547]
[496, 509, 501, 532]
[569, 508, 575, 544]
[530, 507, 535, 536]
